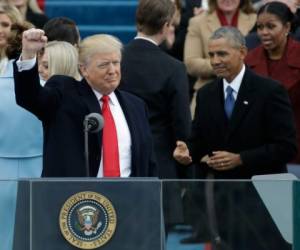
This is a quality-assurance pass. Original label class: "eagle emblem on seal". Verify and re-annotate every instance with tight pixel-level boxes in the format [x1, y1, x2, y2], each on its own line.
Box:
[59, 191, 117, 249]
[77, 205, 102, 236]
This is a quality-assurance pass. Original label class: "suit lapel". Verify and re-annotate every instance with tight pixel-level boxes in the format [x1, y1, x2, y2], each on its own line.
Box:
[78, 79, 102, 143]
[209, 79, 228, 136]
[78, 79, 101, 114]
[114, 90, 136, 146]
[114, 90, 138, 174]
[227, 70, 255, 138]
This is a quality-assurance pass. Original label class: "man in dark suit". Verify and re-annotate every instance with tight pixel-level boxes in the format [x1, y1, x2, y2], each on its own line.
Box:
[174, 26, 297, 179]
[14, 28, 156, 178]
[173, 26, 296, 250]
[120, 0, 191, 179]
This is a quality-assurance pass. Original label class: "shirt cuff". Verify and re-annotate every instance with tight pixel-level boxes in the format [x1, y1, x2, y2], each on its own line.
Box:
[16, 56, 36, 72]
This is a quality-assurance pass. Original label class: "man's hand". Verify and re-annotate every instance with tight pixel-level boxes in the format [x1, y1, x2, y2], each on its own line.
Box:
[21, 28, 47, 60]
[207, 151, 242, 171]
[173, 141, 192, 165]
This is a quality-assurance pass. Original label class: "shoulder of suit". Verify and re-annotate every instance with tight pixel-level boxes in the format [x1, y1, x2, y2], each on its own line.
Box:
[197, 78, 219, 94]
[163, 51, 185, 67]
[143, 44, 186, 68]
[245, 68, 281, 90]
[46, 75, 79, 89]
[118, 89, 146, 106]
[48, 75, 78, 84]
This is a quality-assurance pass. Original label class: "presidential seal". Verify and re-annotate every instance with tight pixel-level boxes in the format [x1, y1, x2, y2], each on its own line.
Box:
[59, 191, 117, 249]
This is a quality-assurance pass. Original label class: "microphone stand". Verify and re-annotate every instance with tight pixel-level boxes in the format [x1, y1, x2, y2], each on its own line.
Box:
[83, 113, 104, 178]
[83, 119, 90, 177]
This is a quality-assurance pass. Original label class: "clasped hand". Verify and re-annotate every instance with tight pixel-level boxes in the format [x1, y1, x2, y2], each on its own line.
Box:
[173, 141, 242, 170]
[203, 151, 242, 171]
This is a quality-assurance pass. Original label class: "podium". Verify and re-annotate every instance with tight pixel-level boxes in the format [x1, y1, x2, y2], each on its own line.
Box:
[4, 178, 300, 250]
[13, 179, 162, 250]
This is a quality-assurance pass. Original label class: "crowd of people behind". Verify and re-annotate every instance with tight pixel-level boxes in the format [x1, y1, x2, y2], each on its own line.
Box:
[0, 0, 300, 249]
[0, 0, 299, 179]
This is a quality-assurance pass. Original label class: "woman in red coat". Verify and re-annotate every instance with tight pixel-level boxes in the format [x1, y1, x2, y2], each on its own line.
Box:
[246, 1, 300, 163]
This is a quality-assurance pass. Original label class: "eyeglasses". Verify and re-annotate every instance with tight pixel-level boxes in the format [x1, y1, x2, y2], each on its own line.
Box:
[96, 60, 121, 69]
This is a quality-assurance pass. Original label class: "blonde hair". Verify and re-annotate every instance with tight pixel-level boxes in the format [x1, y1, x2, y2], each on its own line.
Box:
[78, 34, 122, 66]
[45, 41, 81, 80]
[0, 3, 23, 24]
[0, 3, 23, 59]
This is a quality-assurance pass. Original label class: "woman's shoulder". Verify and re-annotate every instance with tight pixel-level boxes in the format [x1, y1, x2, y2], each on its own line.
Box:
[240, 11, 257, 18]
[239, 11, 257, 34]
[189, 10, 214, 25]
[286, 38, 300, 67]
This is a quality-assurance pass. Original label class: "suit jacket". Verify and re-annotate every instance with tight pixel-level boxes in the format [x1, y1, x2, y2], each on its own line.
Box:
[13, 62, 157, 177]
[184, 10, 256, 88]
[190, 69, 297, 179]
[246, 38, 300, 163]
[120, 39, 191, 178]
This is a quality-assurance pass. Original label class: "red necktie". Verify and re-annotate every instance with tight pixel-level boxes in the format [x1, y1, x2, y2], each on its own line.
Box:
[101, 95, 120, 177]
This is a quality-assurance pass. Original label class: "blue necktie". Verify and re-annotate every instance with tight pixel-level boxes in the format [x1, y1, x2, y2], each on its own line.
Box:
[225, 86, 235, 119]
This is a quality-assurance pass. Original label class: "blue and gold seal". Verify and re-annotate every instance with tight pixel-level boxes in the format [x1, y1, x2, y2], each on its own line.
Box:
[59, 191, 117, 249]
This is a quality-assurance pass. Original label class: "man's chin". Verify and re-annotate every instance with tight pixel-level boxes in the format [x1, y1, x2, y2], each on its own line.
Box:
[215, 72, 227, 79]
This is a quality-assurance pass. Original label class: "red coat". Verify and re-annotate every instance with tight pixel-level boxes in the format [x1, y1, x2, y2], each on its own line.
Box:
[246, 38, 300, 163]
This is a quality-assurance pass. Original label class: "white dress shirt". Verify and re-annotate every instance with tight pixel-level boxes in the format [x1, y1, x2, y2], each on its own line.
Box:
[223, 64, 246, 100]
[16, 56, 36, 71]
[134, 36, 158, 46]
[93, 91, 132, 177]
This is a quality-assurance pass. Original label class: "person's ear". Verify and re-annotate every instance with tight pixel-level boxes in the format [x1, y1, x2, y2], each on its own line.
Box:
[79, 64, 87, 78]
[240, 45, 248, 60]
[161, 22, 169, 34]
[285, 22, 291, 35]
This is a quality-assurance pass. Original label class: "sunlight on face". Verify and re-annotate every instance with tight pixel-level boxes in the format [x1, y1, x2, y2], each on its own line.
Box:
[80, 52, 121, 95]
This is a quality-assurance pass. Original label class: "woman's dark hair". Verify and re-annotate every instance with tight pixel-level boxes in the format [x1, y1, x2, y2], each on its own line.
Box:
[258, 1, 296, 32]
[6, 21, 34, 59]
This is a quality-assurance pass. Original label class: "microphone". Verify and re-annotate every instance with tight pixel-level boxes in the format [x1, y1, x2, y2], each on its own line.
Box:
[83, 113, 104, 177]
[83, 113, 104, 133]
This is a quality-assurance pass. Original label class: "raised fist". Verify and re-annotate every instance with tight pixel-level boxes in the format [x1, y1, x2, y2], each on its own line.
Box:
[21, 28, 48, 60]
